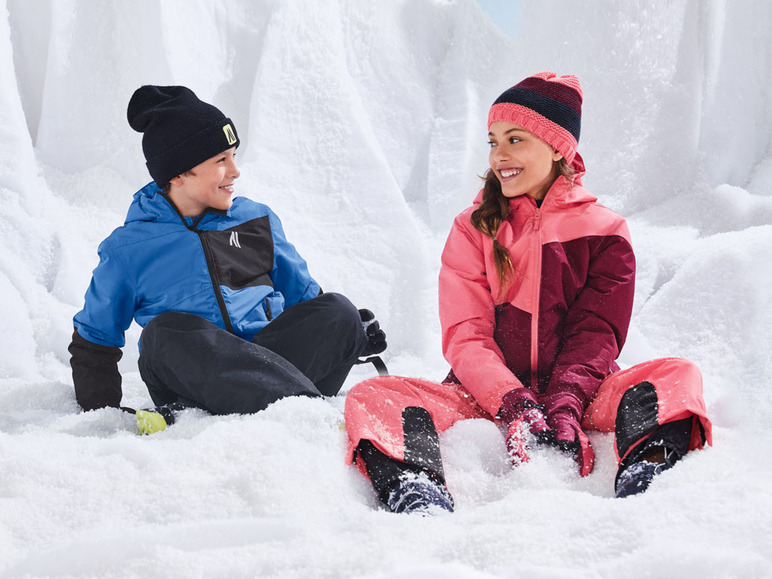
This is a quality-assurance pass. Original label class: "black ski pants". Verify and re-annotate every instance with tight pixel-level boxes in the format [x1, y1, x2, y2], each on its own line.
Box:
[138, 292, 367, 414]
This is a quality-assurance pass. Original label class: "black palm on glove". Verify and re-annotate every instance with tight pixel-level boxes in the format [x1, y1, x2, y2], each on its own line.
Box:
[358, 308, 387, 357]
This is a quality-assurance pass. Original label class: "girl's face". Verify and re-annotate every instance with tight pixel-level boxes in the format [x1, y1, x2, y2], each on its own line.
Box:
[488, 121, 563, 201]
[168, 147, 240, 217]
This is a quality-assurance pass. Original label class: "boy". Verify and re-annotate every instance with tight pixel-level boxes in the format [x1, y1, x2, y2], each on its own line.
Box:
[69, 85, 386, 432]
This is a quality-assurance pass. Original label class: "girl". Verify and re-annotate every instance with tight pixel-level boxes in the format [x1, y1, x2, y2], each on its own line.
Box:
[344, 72, 712, 514]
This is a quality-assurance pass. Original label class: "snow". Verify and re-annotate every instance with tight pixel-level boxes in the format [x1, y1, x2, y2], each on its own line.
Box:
[1, 0, 771, 577]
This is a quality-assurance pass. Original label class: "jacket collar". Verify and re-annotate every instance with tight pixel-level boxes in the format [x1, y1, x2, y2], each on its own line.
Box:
[125, 181, 232, 227]
[471, 172, 596, 210]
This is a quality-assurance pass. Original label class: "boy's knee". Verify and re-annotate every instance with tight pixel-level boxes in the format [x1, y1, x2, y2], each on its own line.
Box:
[320, 292, 360, 320]
[318, 292, 367, 341]
[145, 311, 210, 333]
[140, 312, 213, 357]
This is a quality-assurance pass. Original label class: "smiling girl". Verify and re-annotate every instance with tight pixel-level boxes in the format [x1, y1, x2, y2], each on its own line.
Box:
[344, 72, 712, 514]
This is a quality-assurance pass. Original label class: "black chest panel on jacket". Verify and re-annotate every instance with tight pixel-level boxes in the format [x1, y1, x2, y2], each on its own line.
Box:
[200, 216, 274, 290]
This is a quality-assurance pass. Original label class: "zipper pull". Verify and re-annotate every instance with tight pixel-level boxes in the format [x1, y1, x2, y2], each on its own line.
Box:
[533, 208, 542, 231]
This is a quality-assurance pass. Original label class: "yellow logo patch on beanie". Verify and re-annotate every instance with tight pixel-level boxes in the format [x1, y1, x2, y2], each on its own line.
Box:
[223, 123, 237, 146]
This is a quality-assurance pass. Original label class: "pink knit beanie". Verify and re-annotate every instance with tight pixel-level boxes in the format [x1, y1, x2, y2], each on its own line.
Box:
[488, 72, 583, 168]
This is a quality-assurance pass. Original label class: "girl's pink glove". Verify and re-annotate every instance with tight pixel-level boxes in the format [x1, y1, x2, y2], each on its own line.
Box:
[500, 389, 552, 466]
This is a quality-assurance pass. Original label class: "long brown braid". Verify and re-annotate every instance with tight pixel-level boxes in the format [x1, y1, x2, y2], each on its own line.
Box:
[470, 170, 514, 292]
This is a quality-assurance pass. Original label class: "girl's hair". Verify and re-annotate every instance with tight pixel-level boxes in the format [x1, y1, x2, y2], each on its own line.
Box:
[470, 158, 574, 296]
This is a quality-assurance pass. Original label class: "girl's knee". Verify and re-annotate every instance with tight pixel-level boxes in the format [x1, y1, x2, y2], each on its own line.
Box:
[347, 377, 399, 405]
[643, 357, 701, 383]
[659, 357, 701, 377]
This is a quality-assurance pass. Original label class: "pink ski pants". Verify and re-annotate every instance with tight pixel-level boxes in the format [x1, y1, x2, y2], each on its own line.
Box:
[344, 357, 712, 476]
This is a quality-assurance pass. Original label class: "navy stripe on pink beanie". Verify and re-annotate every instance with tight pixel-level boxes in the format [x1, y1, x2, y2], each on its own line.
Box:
[488, 72, 583, 167]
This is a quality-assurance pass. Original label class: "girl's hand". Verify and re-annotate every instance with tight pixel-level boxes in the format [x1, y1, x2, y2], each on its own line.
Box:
[547, 410, 595, 476]
[500, 388, 552, 466]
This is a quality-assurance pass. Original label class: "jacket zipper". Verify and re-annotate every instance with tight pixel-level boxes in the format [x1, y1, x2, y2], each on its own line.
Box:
[162, 193, 233, 334]
[196, 231, 235, 333]
[163, 195, 235, 334]
[530, 206, 542, 391]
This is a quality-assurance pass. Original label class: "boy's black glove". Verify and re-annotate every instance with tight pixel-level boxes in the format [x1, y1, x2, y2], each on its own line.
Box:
[358, 308, 387, 356]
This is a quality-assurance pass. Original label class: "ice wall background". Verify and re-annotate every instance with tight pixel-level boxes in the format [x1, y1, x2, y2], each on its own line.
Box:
[1, 0, 771, 577]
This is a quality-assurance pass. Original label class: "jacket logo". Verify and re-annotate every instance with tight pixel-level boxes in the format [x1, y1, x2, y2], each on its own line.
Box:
[229, 231, 241, 248]
[223, 124, 237, 146]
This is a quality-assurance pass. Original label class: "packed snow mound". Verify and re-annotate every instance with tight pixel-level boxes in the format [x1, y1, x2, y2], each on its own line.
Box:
[1, 0, 771, 577]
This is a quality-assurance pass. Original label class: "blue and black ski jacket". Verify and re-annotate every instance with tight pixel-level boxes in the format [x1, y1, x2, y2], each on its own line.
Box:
[70, 181, 320, 409]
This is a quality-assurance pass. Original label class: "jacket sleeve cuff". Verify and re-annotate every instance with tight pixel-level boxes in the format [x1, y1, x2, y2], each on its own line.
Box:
[544, 391, 584, 421]
[68, 329, 123, 411]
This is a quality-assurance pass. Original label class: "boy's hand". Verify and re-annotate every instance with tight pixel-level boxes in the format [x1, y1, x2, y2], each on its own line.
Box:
[358, 309, 387, 356]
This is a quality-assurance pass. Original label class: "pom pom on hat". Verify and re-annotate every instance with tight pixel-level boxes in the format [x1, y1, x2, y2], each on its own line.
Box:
[488, 72, 582, 167]
[127, 85, 240, 186]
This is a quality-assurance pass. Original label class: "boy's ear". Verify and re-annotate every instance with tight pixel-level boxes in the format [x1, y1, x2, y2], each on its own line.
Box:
[169, 169, 195, 187]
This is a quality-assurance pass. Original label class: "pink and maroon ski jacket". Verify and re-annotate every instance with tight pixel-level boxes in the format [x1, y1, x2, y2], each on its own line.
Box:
[439, 174, 635, 418]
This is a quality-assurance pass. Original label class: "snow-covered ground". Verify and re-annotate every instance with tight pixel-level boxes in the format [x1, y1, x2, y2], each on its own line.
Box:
[1, 0, 771, 577]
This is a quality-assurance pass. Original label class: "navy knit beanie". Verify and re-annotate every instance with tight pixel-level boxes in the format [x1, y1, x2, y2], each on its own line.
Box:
[488, 72, 582, 169]
[127, 85, 240, 186]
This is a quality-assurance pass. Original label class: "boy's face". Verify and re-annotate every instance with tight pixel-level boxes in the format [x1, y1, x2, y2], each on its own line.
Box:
[168, 147, 240, 217]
